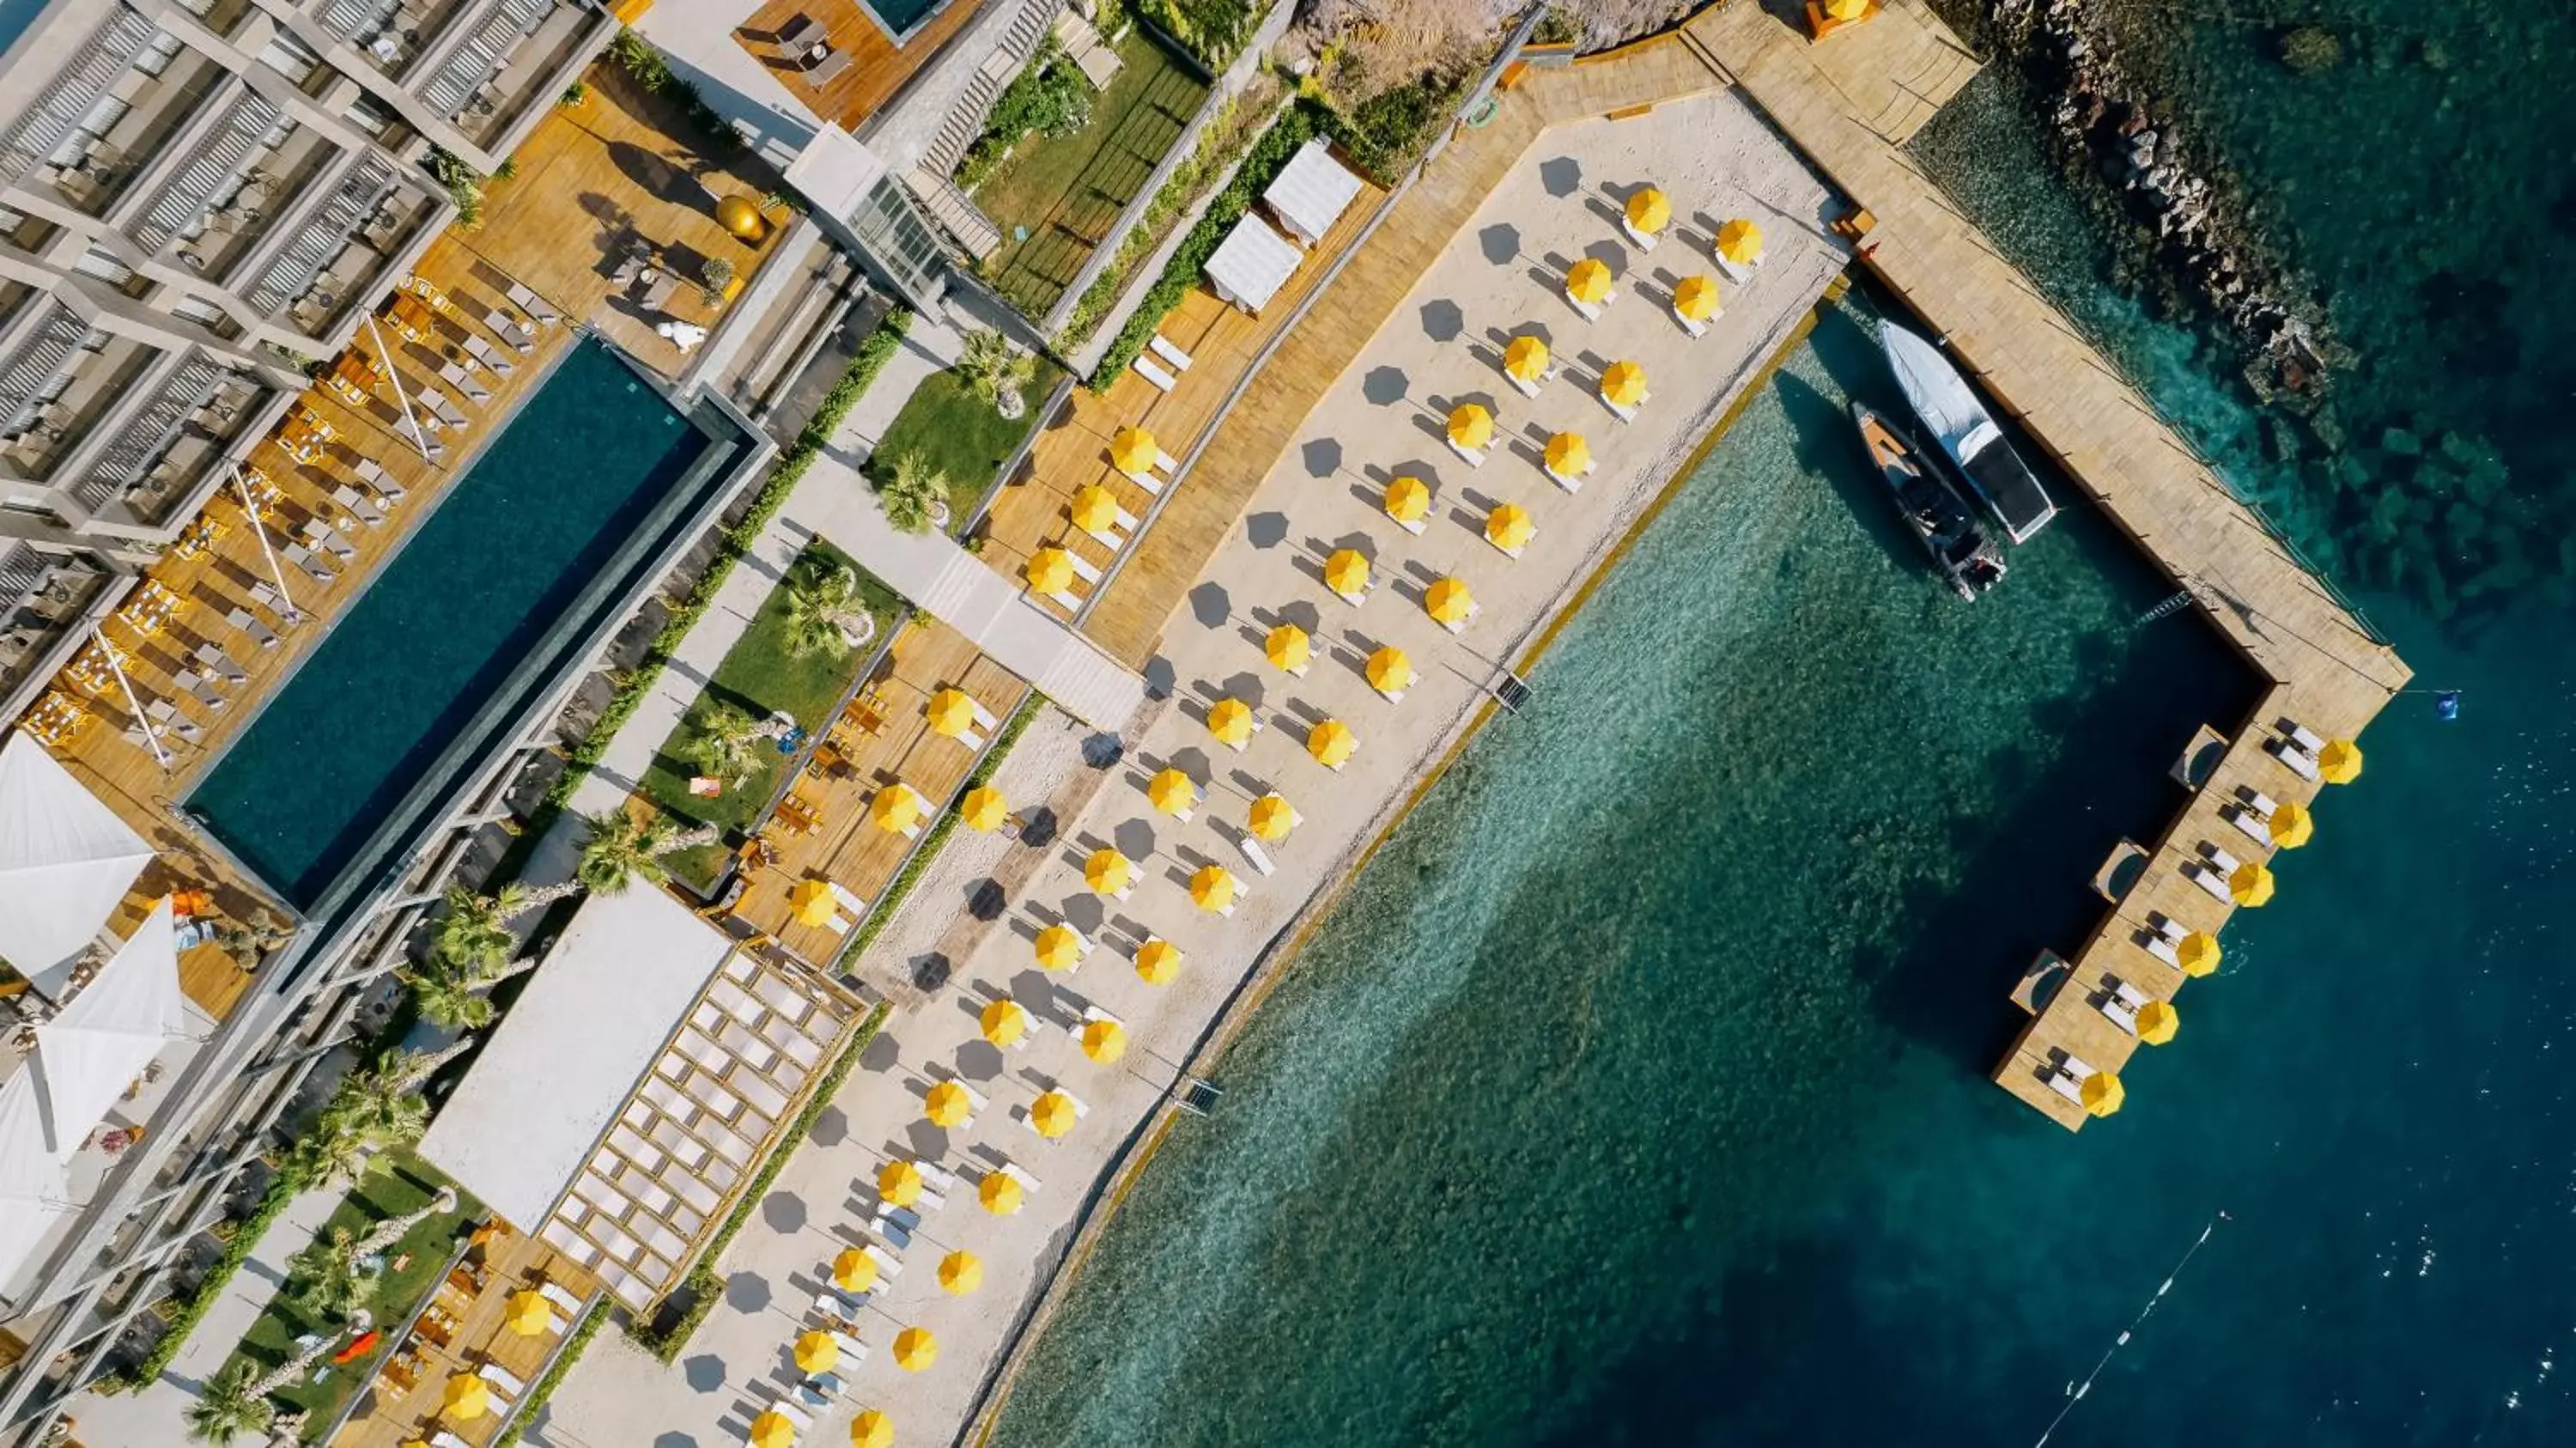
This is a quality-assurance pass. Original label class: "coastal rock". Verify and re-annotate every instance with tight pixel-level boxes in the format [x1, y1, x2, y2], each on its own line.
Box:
[2277, 27, 2344, 75]
[2380, 426, 2422, 457]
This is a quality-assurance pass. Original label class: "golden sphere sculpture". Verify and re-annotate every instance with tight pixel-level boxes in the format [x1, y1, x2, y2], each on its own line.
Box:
[716, 194, 767, 242]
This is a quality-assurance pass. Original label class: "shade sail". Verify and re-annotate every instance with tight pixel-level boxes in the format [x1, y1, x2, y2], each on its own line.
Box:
[1262, 138, 1364, 245]
[34, 898, 191, 1155]
[0, 733, 155, 999]
[1204, 215, 1303, 313]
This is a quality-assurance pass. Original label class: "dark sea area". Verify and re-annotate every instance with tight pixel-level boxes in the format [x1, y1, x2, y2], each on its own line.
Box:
[991, 3, 2576, 1443]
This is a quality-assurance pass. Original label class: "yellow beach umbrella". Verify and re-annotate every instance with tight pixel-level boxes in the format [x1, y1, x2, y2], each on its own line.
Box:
[1447, 403, 1494, 451]
[1324, 548, 1371, 597]
[1208, 696, 1255, 747]
[980, 996, 1029, 1046]
[1674, 274, 1721, 322]
[788, 879, 836, 928]
[2229, 861, 2275, 907]
[1503, 334, 1550, 384]
[2080, 1070, 2124, 1117]
[1035, 922, 1084, 970]
[1069, 483, 1119, 533]
[977, 1172, 1024, 1216]
[1134, 937, 1182, 984]
[1248, 793, 1297, 842]
[1825, 0, 1868, 20]
[2174, 931, 2221, 977]
[748, 1409, 796, 1448]
[927, 688, 976, 739]
[795, 1329, 840, 1374]
[2317, 739, 2362, 783]
[1545, 431, 1590, 478]
[2268, 800, 2314, 849]
[1425, 576, 1474, 627]
[1265, 622, 1310, 672]
[1625, 186, 1670, 234]
[443, 1374, 489, 1422]
[1030, 1090, 1078, 1139]
[939, 1250, 983, 1296]
[1366, 646, 1415, 695]
[1716, 218, 1764, 265]
[1566, 256, 1613, 306]
[1601, 360, 1647, 410]
[1485, 502, 1534, 553]
[893, 1325, 940, 1370]
[1147, 768, 1198, 816]
[1307, 718, 1356, 769]
[875, 1161, 923, 1211]
[505, 1289, 551, 1336]
[1383, 474, 1431, 525]
[1109, 426, 1157, 475]
[2135, 999, 2178, 1046]
[1082, 1018, 1127, 1062]
[1190, 864, 1239, 913]
[835, 1244, 881, 1292]
[1026, 547, 1076, 596]
[851, 1411, 893, 1448]
[871, 784, 922, 835]
[924, 1080, 972, 1128]
[961, 784, 1008, 832]
[1084, 847, 1133, 897]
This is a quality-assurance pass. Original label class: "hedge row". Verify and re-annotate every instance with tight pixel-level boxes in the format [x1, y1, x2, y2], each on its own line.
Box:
[492, 1297, 610, 1448]
[91, 1168, 301, 1395]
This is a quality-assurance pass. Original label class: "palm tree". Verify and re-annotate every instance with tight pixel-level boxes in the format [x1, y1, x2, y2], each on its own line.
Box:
[185, 1362, 276, 1445]
[243, 1326, 347, 1398]
[430, 880, 577, 982]
[283, 1225, 375, 1319]
[687, 702, 762, 784]
[876, 452, 950, 535]
[282, 1116, 373, 1190]
[399, 964, 495, 1031]
[955, 328, 1036, 416]
[577, 809, 721, 895]
[781, 556, 875, 659]
[354, 1184, 458, 1257]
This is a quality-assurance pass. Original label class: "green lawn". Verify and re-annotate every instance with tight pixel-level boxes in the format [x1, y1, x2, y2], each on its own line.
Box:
[867, 359, 1066, 527]
[975, 28, 1210, 316]
[216, 1153, 481, 1441]
[640, 541, 902, 888]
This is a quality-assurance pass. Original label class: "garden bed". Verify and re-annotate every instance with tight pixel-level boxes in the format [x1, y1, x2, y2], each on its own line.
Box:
[866, 356, 1066, 527]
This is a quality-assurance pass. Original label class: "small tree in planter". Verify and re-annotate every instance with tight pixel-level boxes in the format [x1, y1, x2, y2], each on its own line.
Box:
[699, 255, 736, 308]
[957, 328, 1037, 419]
[876, 452, 952, 534]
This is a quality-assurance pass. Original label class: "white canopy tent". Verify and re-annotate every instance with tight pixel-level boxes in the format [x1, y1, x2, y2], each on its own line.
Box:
[33, 898, 191, 1156]
[0, 733, 155, 999]
[0, 1071, 74, 1293]
[1203, 215, 1304, 314]
[1262, 137, 1364, 246]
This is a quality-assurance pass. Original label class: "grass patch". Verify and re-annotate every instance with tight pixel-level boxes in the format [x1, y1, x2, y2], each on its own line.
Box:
[1130, 0, 1259, 69]
[976, 28, 1209, 317]
[867, 359, 1065, 527]
[211, 1154, 482, 1441]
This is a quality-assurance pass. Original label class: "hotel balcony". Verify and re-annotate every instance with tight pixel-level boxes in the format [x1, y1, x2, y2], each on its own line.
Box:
[112, 87, 346, 292]
[307, 0, 607, 159]
[234, 151, 444, 348]
[0, 306, 269, 532]
[170, 0, 265, 44]
[0, 545, 120, 720]
[18, 42, 235, 223]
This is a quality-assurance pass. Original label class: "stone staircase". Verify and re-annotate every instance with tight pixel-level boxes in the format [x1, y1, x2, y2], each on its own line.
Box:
[921, 0, 1064, 179]
[905, 166, 1004, 259]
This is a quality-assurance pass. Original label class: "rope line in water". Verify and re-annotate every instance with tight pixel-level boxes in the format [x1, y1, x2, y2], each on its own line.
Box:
[2033, 1211, 2228, 1447]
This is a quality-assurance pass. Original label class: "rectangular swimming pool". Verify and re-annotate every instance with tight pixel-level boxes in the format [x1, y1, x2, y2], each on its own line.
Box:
[191, 342, 715, 905]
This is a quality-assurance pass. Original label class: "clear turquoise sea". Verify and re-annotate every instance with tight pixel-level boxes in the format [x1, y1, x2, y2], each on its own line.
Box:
[992, 3, 2576, 1443]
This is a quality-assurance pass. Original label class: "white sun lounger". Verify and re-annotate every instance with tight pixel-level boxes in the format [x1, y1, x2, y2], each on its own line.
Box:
[355, 458, 407, 501]
[1084, 504, 1141, 551]
[175, 671, 226, 709]
[537, 1281, 585, 1315]
[143, 697, 203, 742]
[1545, 459, 1588, 492]
[1237, 834, 1275, 876]
[1448, 438, 1486, 468]
[2281, 721, 2326, 753]
[1715, 250, 1759, 284]
[438, 359, 492, 403]
[302, 521, 356, 561]
[1065, 550, 1103, 585]
[224, 606, 280, 648]
[2044, 1061, 2093, 1104]
[464, 334, 516, 376]
[478, 1362, 526, 1397]
[281, 545, 337, 583]
[1131, 355, 1177, 392]
[2185, 856, 2237, 903]
[2265, 737, 2321, 781]
[332, 485, 386, 526]
[1673, 302, 1712, 338]
[1148, 334, 1192, 372]
[2224, 803, 2272, 847]
[1621, 216, 1661, 251]
[1603, 390, 1646, 423]
[485, 308, 536, 353]
[420, 386, 471, 429]
[194, 642, 248, 684]
[1566, 286, 1614, 320]
[507, 280, 561, 325]
[249, 581, 299, 619]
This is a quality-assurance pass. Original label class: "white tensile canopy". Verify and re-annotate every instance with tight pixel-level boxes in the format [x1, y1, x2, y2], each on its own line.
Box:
[0, 733, 155, 999]
[0, 1071, 74, 1291]
[1262, 137, 1364, 246]
[1202, 216, 1303, 314]
[33, 898, 191, 1156]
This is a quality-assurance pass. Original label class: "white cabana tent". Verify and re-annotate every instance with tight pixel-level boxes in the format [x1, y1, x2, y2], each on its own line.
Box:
[1262, 137, 1364, 246]
[0, 733, 155, 999]
[33, 898, 191, 1156]
[0, 1071, 74, 1292]
[1203, 215, 1303, 314]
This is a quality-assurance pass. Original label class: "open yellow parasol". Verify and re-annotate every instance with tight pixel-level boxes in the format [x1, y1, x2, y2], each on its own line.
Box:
[749, 1409, 796, 1448]
[1324, 548, 1371, 596]
[2229, 861, 2275, 907]
[1082, 1018, 1127, 1062]
[927, 688, 977, 739]
[1384, 474, 1431, 525]
[1566, 257, 1613, 305]
[977, 1172, 1024, 1216]
[1030, 1090, 1078, 1139]
[1134, 937, 1182, 983]
[1674, 274, 1721, 322]
[980, 997, 1030, 1046]
[835, 1244, 880, 1293]
[2135, 999, 2178, 1045]
[1625, 186, 1670, 234]
[795, 1329, 840, 1374]
[1716, 218, 1764, 265]
[2317, 739, 2362, 783]
[1084, 847, 1133, 896]
[2268, 800, 2313, 848]
[924, 1081, 972, 1128]
[1504, 335, 1550, 384]
[893, 1325, 940, 1370]
[1035, 922, 1084, 970]
[961, 784, 1008, 831]
[939, 1250, 983, 1296]
[1190, 864, 1239, 912]
[1069, 483, 1119, 533]
[1248, 793, 1297, 842]
[871, 784, 922, 834]
[443, 1374, 489, 1422]
[504, 1289, 551, 1336]
[1109, 426, 1157, 475]
[1448, 403, 1494, 451]
[1265, 622, 1310, 672]
[2175, 931, 2221, 977]
[1425, 577, 1474, 627]
[1208, 696, 1255, 746]
[1307, 718, 1356, 769]
[1825, 0, 1869, 20]
[1485, 502, 1534, 553]
[788, 879, 836, 928]
[1147, 768, 1198, 816]
[1366, 646, 1416, 695]
[851, 1411, 894, 1448]
[875, 1161, 923, 1211]
[1026, 547, 1076, 596]
[1601, 361, 1647, 410]
[1545, 431, 1591, 478]
[2080, 1070, 2124, 1117]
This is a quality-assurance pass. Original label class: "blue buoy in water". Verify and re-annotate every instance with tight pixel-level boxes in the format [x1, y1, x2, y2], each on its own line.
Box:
[2435, 690, 2461, 721]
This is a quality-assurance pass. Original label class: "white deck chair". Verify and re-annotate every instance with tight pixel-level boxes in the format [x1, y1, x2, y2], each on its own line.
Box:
[1604, 391, 1646, 423]
[438, 359, 492, 403]
[281, 544, 337, 583]
[355, 457, 407, 501]
[302, 521, 356, 561]
[194, 642, 249, 684]
[1448, 438, 1487, 468]
[1065, 550, 1104, 585]
[175, 671, 226, 709]
[2265, 738, 2321, 781]
[1084, 505, 1140, 551]
[332, 485, 387, 526]
[1237, 834, 1276, 876]
[420, 386, 471, 429]
[1148, 334, 1193, 372]
[1715, 250, 1759, 284]
[224, 606, 281, 648]
[1622, 217, 1660, 251]
[507, 280, 562, 325]
[1132, 354, 1176, 392]
[464, 334, 517, 376]
[484, 308, 535, 353]
[2223, 804, 2272, 846]
[1437, 599, 1480, 635]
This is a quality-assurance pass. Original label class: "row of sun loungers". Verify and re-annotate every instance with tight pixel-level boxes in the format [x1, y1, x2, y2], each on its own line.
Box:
[1130, 332, 1194, 392]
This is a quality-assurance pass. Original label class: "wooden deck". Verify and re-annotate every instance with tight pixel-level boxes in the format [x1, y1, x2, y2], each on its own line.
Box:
[732, 0, 993, 134]
[1675, 0, 2412, 1129]
[727, 616, 1029, 967]
[329, 1228, 601, 1448]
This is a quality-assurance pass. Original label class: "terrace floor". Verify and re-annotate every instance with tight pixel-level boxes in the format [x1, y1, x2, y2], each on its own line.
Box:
[731, 0, 993, 134]
[328, 1229, 602, 1448]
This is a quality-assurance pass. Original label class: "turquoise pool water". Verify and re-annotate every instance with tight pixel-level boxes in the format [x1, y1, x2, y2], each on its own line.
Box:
[191, 341, 711, 905]
[860, 0, 945, 40]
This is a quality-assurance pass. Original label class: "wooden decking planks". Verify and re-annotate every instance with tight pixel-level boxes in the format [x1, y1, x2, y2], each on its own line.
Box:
[330, 1234, 599, 1448]
[732, 0, 992, 135]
